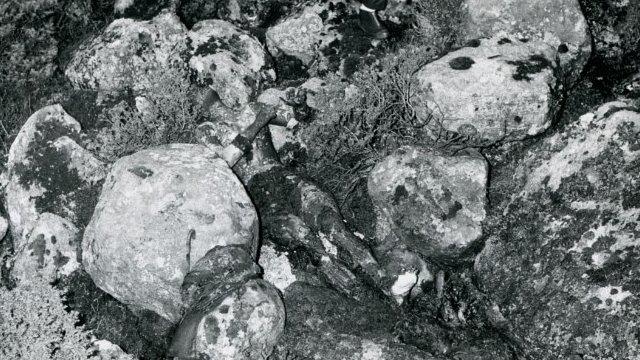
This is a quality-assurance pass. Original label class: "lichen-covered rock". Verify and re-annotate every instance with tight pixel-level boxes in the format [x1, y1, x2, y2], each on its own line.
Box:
[413, 35, 559, 143]
[177, 0, 286, 28]
[368, 146, 488, 260]
[82, 144, 259, 323]
[265, 7, 339, 66]
[4, 104, 106, 250]
[65, 11, 187, 92]
[463, 0, 591, 80]
[258, 244, 297, 292]
[170, 279, 285, 360]
[475, 101, 640, 359]
[11, 213, 80, 282]
[188, 19, 273, 108]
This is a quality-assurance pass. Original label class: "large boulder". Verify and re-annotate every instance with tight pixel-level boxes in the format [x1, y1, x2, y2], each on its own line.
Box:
[4, 105, 106, 280]
[463, 0, 591, 79]
[82, 144, 259, 323]
[170, 279, 285, 360]
[188, 19, 273, 108]
[475, 101, 640, 358]
[368, 146, 488, 261]
[413, 35, 559, 143]
[65, 11, 187, 92]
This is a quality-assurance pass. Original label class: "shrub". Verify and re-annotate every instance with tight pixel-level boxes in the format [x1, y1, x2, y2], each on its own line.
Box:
[0, 276, 92, 359]
[94, 64, 204, 162]
[300, 43, 443, 201]
[406, 0, 466, 53]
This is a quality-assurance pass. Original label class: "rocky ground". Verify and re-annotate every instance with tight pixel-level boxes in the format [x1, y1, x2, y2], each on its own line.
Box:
[1, 0, 640, 359]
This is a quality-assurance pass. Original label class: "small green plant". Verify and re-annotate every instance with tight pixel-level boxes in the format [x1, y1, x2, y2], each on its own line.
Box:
[95, 64, 204, 162]
[0, 277, 92, 359]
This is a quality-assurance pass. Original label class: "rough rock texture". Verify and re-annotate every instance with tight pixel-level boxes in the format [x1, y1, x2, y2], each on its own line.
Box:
[266, 7, 339, 66]
[463, 0, 591, 78]
[177, 0, 287, 28]
[270, 282, 437, 360]
[581, 0, 640, 67]
[258, 244, 297, 292]
[11, 213, 80, 282]
[114, 0, 171, 19]
[414, 35, 559, 143]
[181, 245, 261, 309]
[368, 146, 488, 261]
[256, 88, 303, 154]
[172, 279, 285, 360]
[92, 339, 136, 360]
[4, 104, 106, 251]
[188, 20, 272, 108]
[0, 215, 7, 241]
[65, 11, 187, 92]
[82, 144, 258, 323]
[475, 101, 640, 359]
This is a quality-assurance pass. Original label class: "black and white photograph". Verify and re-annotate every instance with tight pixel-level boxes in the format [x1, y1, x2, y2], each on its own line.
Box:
[1, 0, 639, 359]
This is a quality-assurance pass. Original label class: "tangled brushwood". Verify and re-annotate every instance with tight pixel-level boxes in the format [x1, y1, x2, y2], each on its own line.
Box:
[94, 64, 203, 162]
[301, 43, 482, 203]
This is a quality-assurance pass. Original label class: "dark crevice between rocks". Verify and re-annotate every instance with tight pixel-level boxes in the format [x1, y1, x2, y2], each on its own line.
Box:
[55, 270, 175, 360]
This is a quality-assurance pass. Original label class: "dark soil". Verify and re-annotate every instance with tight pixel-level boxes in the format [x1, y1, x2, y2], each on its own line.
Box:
[56, 271, 175, 360]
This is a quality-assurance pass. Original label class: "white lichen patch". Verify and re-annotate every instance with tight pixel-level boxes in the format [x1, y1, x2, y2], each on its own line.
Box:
[318, 232, 338, 256]
[391, 271, 418, 303]
[361, 340, 385, 360]
[523, 102, 640, 194]
[568, 206, 640, 260]
[259, 244, 296, 291]
[583, 285, 632, 314]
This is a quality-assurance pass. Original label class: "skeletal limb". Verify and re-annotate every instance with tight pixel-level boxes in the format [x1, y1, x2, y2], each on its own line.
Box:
[234, 129, 387, 295]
